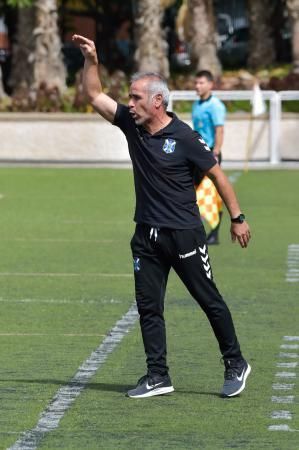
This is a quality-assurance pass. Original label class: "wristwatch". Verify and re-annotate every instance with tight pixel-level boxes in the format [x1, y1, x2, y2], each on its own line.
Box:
[231, 213, 246, 224]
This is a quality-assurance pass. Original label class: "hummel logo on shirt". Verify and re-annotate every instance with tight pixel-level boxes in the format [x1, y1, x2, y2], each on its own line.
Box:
[198, 137, 211, 152]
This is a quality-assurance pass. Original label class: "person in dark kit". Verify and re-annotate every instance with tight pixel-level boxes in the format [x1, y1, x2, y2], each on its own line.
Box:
[72, 34, 252, 399]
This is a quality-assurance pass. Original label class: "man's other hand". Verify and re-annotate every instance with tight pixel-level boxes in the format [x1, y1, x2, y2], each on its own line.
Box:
[230, 222, 251, 248]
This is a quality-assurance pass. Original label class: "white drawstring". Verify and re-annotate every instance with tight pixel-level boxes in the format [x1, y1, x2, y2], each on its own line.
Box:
[149, 227, 159, 242]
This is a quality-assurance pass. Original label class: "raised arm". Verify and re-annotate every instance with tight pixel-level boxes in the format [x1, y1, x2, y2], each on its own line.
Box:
[207, 164, 251, 248]
[72, 34, 117, 123]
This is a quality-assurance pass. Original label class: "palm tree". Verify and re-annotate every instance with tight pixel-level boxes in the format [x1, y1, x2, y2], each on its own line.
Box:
[247, 0, 276, 69]
[10, 4, 35, 91]
[0, 1, 10, 98]
[185, 0, 221, 78]
[286, 0, 299, 73]
[134, 0, 170, 78]
[0, 66, 6, 99]
[34, 0, 66, 90]
[11, 0, 66, 94]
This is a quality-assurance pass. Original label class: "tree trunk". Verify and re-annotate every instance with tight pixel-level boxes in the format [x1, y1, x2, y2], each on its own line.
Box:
[286, 0, 299, 73]
[134, 0, 169, 78]
[33, 0, 66, 91]
[247, 0, 276, 69]
[0, 65, 7, 99]
[10, 6, 35, 91]
[11, 0, 66, 94]
[0, 12, 8, 98]
[186, 0, 221, 78]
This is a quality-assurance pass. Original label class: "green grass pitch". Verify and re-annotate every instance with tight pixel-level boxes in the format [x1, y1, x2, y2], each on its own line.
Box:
[0, 167, 298, 449]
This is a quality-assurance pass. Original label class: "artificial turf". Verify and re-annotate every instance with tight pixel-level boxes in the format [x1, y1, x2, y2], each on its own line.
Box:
[0, 168, 298, 449]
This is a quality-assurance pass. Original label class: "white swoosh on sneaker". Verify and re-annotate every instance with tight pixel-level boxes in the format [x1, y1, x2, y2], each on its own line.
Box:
[236, 369, 245, 382]
[146, 381, 164, 390]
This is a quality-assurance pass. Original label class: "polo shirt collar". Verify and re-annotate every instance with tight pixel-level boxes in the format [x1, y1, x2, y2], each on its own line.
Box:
[139, 112, 178, 137]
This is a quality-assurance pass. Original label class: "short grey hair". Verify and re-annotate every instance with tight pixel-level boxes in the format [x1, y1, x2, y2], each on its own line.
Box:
[131, 72, 170, 108]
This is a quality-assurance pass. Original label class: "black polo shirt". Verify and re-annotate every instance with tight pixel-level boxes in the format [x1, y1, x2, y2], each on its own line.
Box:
[113, 103, 217, 229]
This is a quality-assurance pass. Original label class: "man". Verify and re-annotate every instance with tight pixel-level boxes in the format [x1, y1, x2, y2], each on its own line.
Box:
[192, 70, 226, 245]
[72, 34, 251, 399]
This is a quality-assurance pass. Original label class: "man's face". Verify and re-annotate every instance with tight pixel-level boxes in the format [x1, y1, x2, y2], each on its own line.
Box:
[195, 76, 213, 98]
[128, 79, 155, 125]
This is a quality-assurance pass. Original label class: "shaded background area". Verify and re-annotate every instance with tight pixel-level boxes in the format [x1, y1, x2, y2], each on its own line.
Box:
[0, 0, 295, 103]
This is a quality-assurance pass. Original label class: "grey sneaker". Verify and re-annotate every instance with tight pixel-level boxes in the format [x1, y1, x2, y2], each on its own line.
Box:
[127, 373, 174, 399]
[221, 359, 251, 397]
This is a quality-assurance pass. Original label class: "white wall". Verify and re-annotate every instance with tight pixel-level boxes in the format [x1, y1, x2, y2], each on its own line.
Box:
[0, 112, 298, 163]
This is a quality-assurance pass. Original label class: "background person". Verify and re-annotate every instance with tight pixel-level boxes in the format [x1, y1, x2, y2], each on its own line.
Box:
[192, 70, 226, 245]
[72, 34, 251, 400]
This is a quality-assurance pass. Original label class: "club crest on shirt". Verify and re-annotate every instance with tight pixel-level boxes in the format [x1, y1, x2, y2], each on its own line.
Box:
[162, 138, 176, 154]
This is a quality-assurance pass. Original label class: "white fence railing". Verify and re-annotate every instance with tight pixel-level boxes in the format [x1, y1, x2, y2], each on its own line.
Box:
[0, 91, 297, 165]
[168, 90, 299, 165]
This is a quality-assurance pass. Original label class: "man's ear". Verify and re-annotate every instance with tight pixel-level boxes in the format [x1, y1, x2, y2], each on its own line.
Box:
[154, 94, 163, 108]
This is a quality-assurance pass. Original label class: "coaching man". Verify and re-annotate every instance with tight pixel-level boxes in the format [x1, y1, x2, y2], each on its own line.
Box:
[72, 34, 251, 399]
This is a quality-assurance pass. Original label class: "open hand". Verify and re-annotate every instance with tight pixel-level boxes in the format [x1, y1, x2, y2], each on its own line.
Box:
[72, 34, 98, 64]
[231, 222, 251, 248]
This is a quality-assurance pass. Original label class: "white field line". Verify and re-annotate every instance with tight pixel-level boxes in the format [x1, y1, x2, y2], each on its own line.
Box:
[8, 303, 139, 450]
[271, 396, 295, 404]
[272, 383, 295, 390]
[275, 372, 296, 378]
[279, 353, 298, 358]
[281, 344, 299, 349]
[0, 298, 121, 305]
[268, 424, 295, 431]
[269, 336, 298, 433]
[3, 238, 114, 243]
[1, 220, 129, 225]
[62, 220, 130, 225]
[0, 272, 133, 278]
[286, 245, 299, 282]
[271, 411, 292, 419]
[0, 333, 106, 337]
[276, 362, 298, 368]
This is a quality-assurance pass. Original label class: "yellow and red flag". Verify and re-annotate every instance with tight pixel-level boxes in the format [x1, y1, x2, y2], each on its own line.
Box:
[196, 176, 223, 230]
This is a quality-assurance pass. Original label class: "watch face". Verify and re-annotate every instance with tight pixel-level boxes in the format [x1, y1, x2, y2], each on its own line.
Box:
[232, 214, 245, 223]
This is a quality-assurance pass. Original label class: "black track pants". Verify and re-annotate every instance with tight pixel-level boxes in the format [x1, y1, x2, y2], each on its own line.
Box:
[131, 223, 242, 376]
